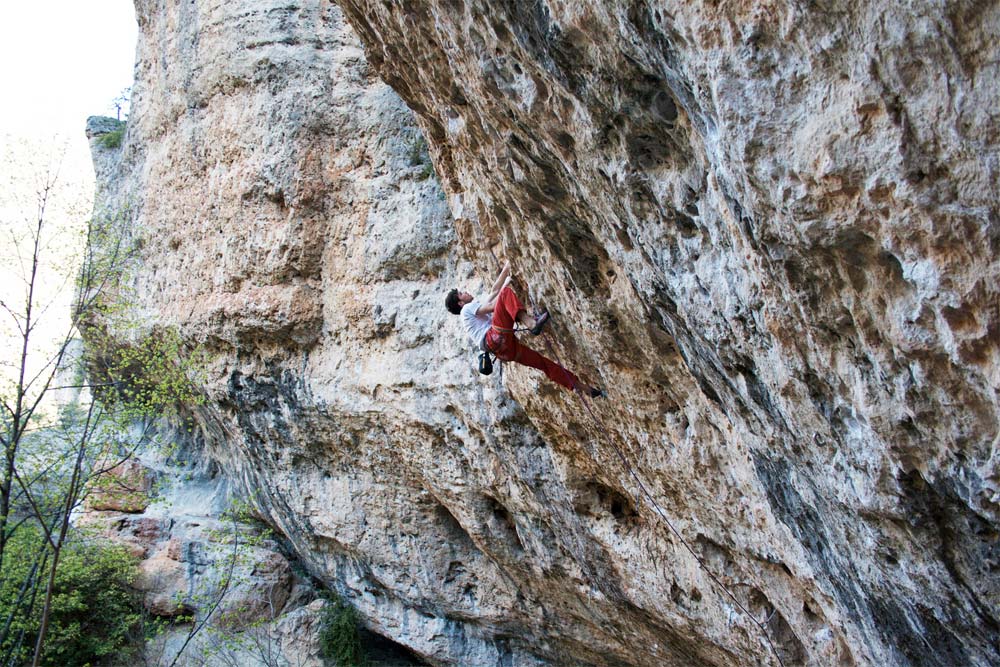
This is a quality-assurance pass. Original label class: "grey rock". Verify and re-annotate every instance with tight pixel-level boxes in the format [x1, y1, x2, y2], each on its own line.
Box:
[85, 115, 123, 138]
[85, 1, 1000, 666]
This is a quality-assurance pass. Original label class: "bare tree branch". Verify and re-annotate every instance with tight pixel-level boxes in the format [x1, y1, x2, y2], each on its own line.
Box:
[165, 509, 242, 667]
[0, 300, 26, 337]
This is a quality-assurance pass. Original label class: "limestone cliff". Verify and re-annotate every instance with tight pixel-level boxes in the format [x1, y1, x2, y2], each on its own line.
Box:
[91, 1, 999, 666]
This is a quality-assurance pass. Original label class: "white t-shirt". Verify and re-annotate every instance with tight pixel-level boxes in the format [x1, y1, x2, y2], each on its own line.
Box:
[460, 297, 492, 349]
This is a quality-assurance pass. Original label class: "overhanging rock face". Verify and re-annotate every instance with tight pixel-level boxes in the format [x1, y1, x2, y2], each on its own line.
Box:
[99, 0, 998, 665]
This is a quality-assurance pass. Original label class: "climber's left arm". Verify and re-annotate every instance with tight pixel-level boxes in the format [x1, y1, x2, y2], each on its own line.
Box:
[484, 261, 510, 303]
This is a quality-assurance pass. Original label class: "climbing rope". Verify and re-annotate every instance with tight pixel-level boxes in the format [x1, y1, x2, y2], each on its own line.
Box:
[469, 216, 785, 666]
[536, 328, 786, 667]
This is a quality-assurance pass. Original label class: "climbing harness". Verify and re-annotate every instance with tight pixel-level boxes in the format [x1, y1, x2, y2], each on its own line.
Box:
[478, 324, 526, 377]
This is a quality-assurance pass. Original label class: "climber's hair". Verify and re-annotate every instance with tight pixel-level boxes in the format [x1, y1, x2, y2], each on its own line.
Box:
[445, 289, 462, 315]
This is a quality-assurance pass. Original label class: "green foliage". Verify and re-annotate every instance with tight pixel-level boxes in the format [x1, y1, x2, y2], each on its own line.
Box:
[0, 527, 142, 666]
[0, 173, 206, 667]
[406, 135, 428, 167]
[406, 134, 437, 181]
[318, 593, 368, 667]
[221, 500, 275, 552]
[92, 328, 205, 423]
[97, 122, 126, 149]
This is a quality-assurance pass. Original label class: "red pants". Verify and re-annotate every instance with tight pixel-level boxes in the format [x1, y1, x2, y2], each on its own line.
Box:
[484, 287, 580, 391]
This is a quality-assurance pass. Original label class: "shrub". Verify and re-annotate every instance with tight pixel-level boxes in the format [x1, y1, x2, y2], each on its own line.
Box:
[317, 594, 368, 667]
[98, 122, 126, 149]
[0, 527, 142, 666]
[406, 135, 428, 167]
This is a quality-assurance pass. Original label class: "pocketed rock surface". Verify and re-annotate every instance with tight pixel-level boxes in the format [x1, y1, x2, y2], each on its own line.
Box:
[89, 1, 999, 665]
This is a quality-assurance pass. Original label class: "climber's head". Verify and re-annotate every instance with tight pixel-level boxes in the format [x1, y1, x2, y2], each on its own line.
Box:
[445, 288, 465, 315]
[445, 289, 474, 314]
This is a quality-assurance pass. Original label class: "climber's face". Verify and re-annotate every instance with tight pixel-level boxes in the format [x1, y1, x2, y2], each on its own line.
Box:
[458, 291, 473, 305]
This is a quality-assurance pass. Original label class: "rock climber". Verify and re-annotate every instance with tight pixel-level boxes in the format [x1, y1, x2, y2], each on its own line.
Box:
[445, 261, 604, 398]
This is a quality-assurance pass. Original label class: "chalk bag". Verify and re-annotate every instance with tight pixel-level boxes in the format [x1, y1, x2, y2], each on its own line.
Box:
[478, 351, 494, 375]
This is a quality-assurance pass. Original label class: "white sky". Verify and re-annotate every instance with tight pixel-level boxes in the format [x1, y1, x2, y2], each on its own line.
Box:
[0, 1, 137, 402]
[0, 1, 138, 134]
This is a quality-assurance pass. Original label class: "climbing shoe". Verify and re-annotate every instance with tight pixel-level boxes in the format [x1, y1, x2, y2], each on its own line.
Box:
[530, 310, 550, 336]
[588, 386, 605, 399]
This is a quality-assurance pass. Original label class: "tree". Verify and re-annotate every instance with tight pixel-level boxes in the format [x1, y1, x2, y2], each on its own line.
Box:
[0, 525, 142, 666]
[112, 87, 132, 122]
[0, 151, 201, 666]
